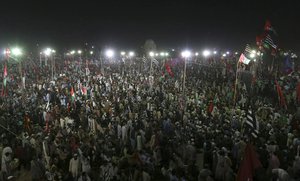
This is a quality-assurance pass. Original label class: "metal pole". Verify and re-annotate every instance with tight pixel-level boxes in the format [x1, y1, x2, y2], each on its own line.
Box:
[183, 58, 187, 96]
[150, 57, 153, 76]
[51, 55, 54, 80]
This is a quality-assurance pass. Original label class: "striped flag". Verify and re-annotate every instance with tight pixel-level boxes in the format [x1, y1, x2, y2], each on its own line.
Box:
[244, 109, 259, 138]
[244, 44, 252, 55]
[239, 53, 251, 65]
[264, 34, 277, 49]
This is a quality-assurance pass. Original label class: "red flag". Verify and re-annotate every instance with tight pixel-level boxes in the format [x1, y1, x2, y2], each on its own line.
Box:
[264, 20, 277, 35]
[237, 144, 262, 181]
[275, 80, 286, 107]
[296, 82, 300, 103]
[264, 20, 272, 31]
[207, 101, 214, 114]
[165, 62, 174, 77]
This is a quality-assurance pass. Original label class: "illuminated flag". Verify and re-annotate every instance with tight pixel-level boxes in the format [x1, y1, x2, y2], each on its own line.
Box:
[264, 34, 277, 49]
[239, 53, 251, 65]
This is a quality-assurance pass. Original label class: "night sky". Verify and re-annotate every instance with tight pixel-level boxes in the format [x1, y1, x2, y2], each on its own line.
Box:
[0, 0, 299, 52]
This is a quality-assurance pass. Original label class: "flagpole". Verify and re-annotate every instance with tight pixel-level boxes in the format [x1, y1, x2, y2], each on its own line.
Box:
[233, 61, 240, 106]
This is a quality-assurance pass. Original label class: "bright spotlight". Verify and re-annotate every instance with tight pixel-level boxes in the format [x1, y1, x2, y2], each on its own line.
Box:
[202, 50, 211, 57]
[70, 50, 75, 55]
[44, 48, 52, 56]
[52, 50, 56, 53]
[213, 51, 217, 54]
[235, 52, 238, 55]
[129, 51, 135, 57]
[250, 53, 256, 58]
[165, 52, 169, 56]
[90, 51, 94, 55]
[181, 50, 191, 58]
[3, 49, 10, 55]
[155, 53, 159, 56]
[149, 52, 155, 57]
[78, 50, 82, 54]
[195, 52, 199, 56]
[160, 52, 165, 56]
[105, 49, 114, 58]
[226, 51, 230, 55]
[11, 47, 22, 56]
[120, 51, 126, 56]
[222, 54, 227, 57]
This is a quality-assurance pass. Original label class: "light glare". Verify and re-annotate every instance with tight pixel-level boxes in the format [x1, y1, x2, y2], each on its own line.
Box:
[202, 50, 211, 57]
[149, 52, 155, 57]
[106, 49, 114, 58]
[181, 50, 191, 58]
[11, 47, 22, 56]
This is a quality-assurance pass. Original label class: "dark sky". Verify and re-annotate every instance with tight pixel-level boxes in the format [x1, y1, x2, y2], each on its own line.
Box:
[0, 0, 299, 52]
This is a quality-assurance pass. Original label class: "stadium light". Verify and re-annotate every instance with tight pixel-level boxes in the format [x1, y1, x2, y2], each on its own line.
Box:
[195, 52, 199, 56]
[222, 54, 227, 57]
[149, 52, 155, 57]
[44, 48, 52, 56]
[181, 50, 191, 58]
[226, 51, 230, 55]
[120, 51, 126, 56]
[160, 52, 165, 56]
[165, 52, 169, 56]
[77, 50, 82, 54]
[213, 51, 217, 55]
[11, 47, 22, 56]
[155, 53, 159, 56]
[105, 49, 114, 58]
[70, 50, 75, 55]
[129, 51, 135, 57]
[235, 52, 238, 55]
[202, 50, 211, 57]
[90, 51, 94, 55]
[250, 53, 256, 58]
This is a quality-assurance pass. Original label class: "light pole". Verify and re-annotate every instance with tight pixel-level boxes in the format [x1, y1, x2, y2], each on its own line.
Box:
[44, 48, 55, 80]
[105, 49, 114, 74]
[11, 47, 23, 88]
[181, 50, 191, 96]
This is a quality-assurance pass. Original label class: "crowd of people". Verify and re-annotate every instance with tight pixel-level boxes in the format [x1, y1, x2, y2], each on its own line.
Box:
[0, 54, 300, 181]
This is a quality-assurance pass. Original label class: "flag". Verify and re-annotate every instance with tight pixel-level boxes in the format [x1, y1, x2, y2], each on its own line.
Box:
[165, 61, 174, 77]
[239, 53, 251, 65]
[1, 63, 8, 96]
[296, 82, 300, 103]
[244, 44, 252, 55]
[275, 80, 286, 107]
[264, 20, 277, 35]
[244, 109, 259, 138]
[70, 86, 75, 103]
[237, 144, 262, 181]
[264, 34, 277, 50]
[207, 101, 214, 114]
